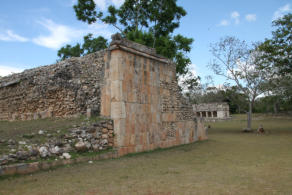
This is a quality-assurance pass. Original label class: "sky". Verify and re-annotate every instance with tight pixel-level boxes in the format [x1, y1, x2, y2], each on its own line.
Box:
[0, 0, 291, 85]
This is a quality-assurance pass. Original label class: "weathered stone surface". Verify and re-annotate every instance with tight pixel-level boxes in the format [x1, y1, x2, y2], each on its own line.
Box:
[28, 148, 39, 157]
[62, 153, 71, 159]
[0, 51, 106, 121]
[38, 146, 49, 158]
[0, 119, 114, 166]
[74, 141, 87, 152]
[8, 139, 16, 145]
[0, 150, 118, 177]
[38, 130, 44, 135]
[100, 35, 206, 156]
[0, 155, 9, 165]
[0, 34, 206, 160]
[50, 146, 62, 155]
[16, 151, 29, 160]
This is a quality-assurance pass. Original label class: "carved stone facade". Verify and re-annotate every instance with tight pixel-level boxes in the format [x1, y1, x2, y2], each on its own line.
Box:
[193, 102, 230, 119]
[0, 35, 207, 156]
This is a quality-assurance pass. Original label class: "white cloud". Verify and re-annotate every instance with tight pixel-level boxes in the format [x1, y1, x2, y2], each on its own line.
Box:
[87, 23, 112, 38]
[245, 14, 256, 22]
[32, 19, 112, 49]
[111, 0, 124, 7]
[93, 0, 125, 9]
[94, 0, 107, 10]
[218, 19, 230, 26]
[71, 0, 124, 9]
[32, 19, 84, 49]
[273, 4, 291, 20]
[0, 66, 24, 77]
[0, 30, 28, 42]
[70, 0, 77, 5]
[188, 64, 197, 76]
[218, 11, 242, 27]
[231, 11, 240, 24]
[178, 64, 198, 91]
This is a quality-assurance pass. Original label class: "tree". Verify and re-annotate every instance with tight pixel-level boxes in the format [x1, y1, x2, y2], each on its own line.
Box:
[180, 71, 201, 102]
[125, 31, 193, 74]
[182, 79, 248, 114]
[58, 33, 108, 60]
[255, 13, 292, 112]
[72, 0, 193, 75]
[57, 43, 83, 60]
[220, 85, 248, 114]
[209, 36, 266, 130]
[257, 13, 292, 75]
[82, 34, 108, 54]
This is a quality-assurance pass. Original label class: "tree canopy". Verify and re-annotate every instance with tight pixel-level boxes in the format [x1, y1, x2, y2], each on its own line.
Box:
[209, 36, 267, 130]
[57, 0, 193, 75]
[257, 13, 292, 75]
[58, 34, 108, 60]
[254, 13, 292, 111]
[74, 0, 187, 36]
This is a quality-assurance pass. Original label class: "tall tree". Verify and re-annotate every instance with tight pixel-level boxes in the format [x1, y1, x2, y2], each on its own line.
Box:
[72, 0, 193, 75]
[209, 36, 266, 130]
[257, 13, 292, 75]
[255, 13, 292, 111]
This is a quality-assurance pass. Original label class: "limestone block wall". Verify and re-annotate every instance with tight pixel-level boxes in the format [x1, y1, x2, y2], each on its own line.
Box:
[101, 36, 206, 156]
[0, 51, 106, 120]
[0, 35, 207, 156]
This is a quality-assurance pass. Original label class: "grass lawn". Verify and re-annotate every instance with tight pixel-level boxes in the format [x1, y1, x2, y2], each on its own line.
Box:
[0, 116, 104, 155]
[0, 116, 104, 140]
[0, 114, 291, 194]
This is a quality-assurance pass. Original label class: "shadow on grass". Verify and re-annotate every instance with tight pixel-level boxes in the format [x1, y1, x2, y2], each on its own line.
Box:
[122, 140, 210, 158]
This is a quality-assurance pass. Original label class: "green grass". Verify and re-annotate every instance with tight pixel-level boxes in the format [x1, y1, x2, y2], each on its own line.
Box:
[0, 116, 106, 155]
[0, 115, 106, 140]
[0, 117, 80, 139]
[0, 114, 291, 194]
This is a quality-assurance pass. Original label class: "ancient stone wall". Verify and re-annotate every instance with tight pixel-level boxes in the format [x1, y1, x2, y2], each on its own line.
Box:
[0, 35, 207, 157]
[0, 119, 114, 166]
[101, 36, 206, 156]
[0, 51, 106, 120]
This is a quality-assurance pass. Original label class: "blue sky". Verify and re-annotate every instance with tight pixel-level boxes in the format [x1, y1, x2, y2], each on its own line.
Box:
[0, 0, 291, 84]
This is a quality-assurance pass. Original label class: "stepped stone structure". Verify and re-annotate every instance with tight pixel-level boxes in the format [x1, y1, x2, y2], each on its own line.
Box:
[0, 34, 207, 156]
[193, 102, 230, 119]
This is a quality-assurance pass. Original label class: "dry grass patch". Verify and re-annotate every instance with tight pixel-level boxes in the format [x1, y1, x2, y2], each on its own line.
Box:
[0, 114, 292, 194]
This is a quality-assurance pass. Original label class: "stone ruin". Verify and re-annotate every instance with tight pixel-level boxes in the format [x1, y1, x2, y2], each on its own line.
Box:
[193, 102, 230, 120]
[0, 34, 207, 157]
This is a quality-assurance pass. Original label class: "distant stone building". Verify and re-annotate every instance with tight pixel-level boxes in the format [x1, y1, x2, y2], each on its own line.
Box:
[193, 102, 230, 119]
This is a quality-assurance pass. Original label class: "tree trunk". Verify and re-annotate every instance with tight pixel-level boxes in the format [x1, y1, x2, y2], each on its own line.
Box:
[273, 98, 279, 114]
[247, 101, 252, 130]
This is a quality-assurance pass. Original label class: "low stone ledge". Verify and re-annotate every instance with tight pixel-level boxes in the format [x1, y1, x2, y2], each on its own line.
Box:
[0, 150, 118, 177]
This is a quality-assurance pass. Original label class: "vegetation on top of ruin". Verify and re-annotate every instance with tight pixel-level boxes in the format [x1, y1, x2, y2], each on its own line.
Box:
[58, 0, 194, 76]
[57, 34, 108, 61]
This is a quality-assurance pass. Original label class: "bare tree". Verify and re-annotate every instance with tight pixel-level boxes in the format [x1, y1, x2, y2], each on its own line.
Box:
[209, 36, 266, 131]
